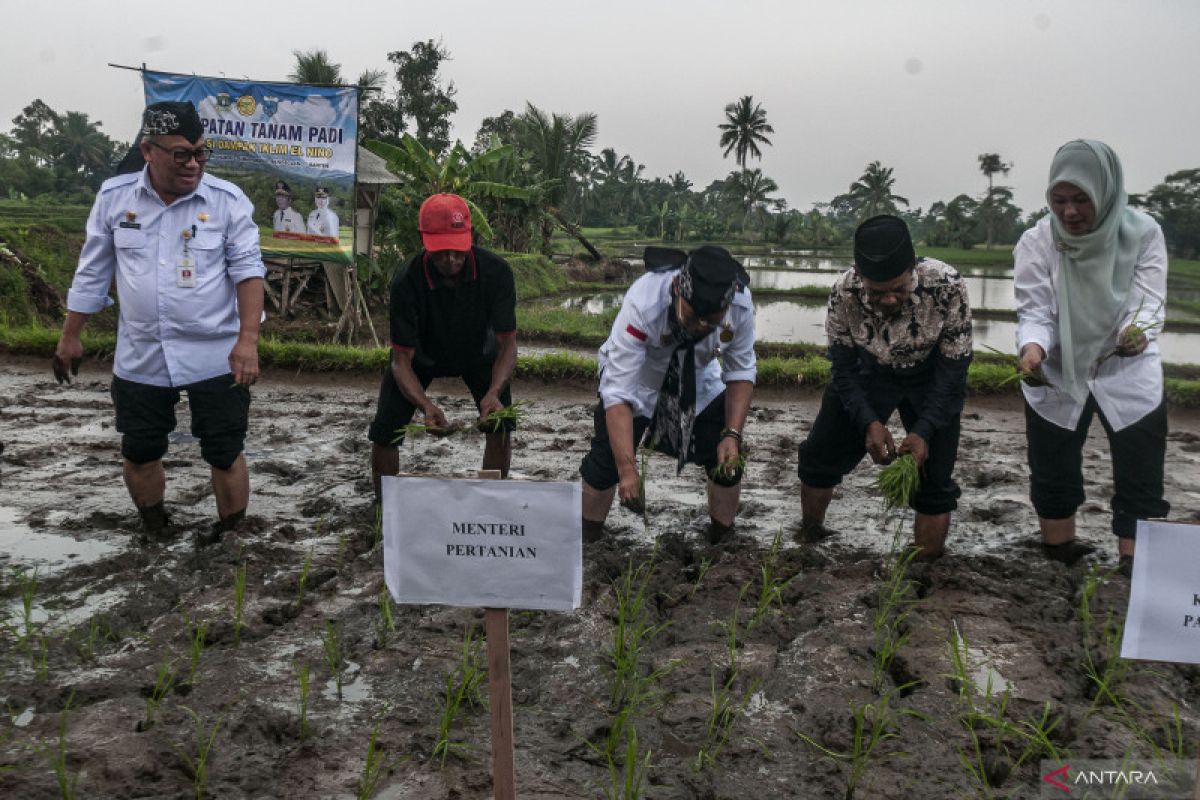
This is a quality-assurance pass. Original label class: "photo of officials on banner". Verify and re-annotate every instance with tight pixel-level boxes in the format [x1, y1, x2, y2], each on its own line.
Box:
[142, 69, 357, 265]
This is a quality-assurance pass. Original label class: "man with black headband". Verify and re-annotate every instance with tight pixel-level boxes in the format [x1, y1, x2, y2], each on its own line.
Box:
[579, 245, 756, 544]
[368, 193, 518, 500]
[796, 215, 972, 559]
[53, 100, 266, 543]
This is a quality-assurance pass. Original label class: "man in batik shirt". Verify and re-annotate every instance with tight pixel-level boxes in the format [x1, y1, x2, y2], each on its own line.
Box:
[796, 215, 972, 559]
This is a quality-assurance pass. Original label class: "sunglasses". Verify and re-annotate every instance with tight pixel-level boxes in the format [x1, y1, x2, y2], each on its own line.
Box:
[147, 140, 213, 166]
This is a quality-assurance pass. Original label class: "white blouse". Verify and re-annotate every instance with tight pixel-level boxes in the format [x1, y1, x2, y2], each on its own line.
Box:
[1014, 216, 1167, 431]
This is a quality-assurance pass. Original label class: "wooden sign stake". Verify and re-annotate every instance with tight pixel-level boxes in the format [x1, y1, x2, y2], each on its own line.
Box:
[478, 469, 516, 800]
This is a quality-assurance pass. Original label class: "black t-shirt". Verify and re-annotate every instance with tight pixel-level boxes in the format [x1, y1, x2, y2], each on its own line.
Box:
[388, 246, 517, 375]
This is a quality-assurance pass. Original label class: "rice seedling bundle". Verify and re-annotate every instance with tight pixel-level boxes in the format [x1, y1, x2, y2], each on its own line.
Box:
[877, 454, 920, 511]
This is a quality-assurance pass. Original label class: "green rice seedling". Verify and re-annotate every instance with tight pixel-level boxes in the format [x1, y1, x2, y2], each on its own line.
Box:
[373, 506, 383, 549]
[357, 723, 402, 800]
[980, 344, 1052, 388]
[322, 621, 345, 701]
[295, 661, 311, 740]
[232, 563, 247, 646]
[876, 454, 920, 511]
[608, 556, 674, 710]
[604, 726, 652, 800]
[295, 548, 313, 610]
[4, 566, 40, 653]
[1014, 701, 1065, 768]
[186, 619, 208, 688]
[690, 557, 712, 597]
[144, 659, 177, 728]
[1099, 299, 1164, 364]
[713, 450, 748, 483]
[77, 616, 102, 662]
[747, 530, 797, 631]
[478, 401, 526, 434]
[336, 533, 348, 573]
[376, 589, 396, 647]
[870, 546, 919, 695]
[794, 690, 926, 800]
[620, 445, 653, 517]
[432, 625, 487, 765]
[1078, 565, 1132, 712]
[43, 691, 79, 800]
[693, 671, 761, 772]
[170, 706, 222, 800]
[721, 585, 748, 675]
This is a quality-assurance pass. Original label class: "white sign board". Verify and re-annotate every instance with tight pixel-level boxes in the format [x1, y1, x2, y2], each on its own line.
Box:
[382, 476, 582, 611]
[1120, 520, 1200, 663]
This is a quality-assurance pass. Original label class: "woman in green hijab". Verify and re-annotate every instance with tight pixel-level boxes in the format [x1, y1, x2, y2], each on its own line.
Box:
[1014, 139, 1170, 574]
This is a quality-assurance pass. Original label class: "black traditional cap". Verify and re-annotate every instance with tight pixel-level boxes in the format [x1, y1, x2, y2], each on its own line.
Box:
[274, 181, 292, 197]
[313, 186, 330, 198]
[853, 215, 916, 281]
[680, 245, 740, 316]
[140, 101, 204, 142]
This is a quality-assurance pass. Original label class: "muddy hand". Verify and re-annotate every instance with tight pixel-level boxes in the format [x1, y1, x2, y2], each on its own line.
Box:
[51, 353, 81, 385]
[617, 469, 644, 513]
[1116, 326, 1148, 357]
[898, 432, 929, 468]
[865, 421, 896, 465]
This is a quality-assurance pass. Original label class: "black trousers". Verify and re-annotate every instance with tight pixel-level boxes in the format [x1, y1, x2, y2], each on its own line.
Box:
[579, 392, 740, 490]
[797, 383, 962, 515]
[1025, 395, 1169, 539]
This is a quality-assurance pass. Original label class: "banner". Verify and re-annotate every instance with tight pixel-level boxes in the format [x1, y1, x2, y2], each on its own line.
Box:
[382, 477, 582, 611]
[142, 70, 357, 265]
[1120, 520, 1200, 664]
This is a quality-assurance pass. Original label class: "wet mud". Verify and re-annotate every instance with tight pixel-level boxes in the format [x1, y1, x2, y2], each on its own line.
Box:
[1, 355, 1199, 798]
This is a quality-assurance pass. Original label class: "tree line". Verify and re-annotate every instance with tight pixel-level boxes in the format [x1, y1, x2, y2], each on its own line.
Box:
[4, 41, 1199, 260]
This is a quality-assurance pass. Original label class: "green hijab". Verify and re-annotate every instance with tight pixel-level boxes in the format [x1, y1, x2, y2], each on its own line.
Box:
[1047, 139, 1156, 403]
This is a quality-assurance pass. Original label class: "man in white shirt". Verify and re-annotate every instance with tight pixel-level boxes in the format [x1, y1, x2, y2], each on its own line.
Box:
[578, 246, 756, 544]
[52, 101, 266, 542]
[306, 186, 339, 238]
[271, 181, 304, 232]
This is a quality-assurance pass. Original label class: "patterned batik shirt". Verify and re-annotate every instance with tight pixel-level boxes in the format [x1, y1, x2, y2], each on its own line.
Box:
[824, 257, 973, 439]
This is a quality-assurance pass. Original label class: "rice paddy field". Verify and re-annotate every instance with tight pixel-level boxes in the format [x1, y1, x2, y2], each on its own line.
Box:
[1, 356, 1198, 798]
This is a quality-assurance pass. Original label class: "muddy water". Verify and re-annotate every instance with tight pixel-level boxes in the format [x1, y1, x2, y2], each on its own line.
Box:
[1, 355, 1199, 798]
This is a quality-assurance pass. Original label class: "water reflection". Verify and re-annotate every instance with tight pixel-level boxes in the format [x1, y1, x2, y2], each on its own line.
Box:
[558, 292, 1199, 363]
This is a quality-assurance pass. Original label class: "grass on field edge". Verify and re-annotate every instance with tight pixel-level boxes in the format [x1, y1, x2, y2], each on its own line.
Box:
[5, 322, 1199, 406]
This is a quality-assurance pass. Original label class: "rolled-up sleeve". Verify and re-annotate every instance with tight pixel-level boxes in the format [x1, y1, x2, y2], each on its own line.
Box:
[721, 300, 756, 384]
[66, 196, 117, 313]
[599, 302, 651, 410]
[1119, 225, 1167, 343]
[224, 193, 266, 284]
[1014, 228, 1058, 355]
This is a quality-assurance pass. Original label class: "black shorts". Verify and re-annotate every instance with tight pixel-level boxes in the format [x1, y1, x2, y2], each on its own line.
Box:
[368, 358, 514, 446]
[111, 373, 250, 469]
[578, 392, 736, 490]
[797, 383, 962, 515]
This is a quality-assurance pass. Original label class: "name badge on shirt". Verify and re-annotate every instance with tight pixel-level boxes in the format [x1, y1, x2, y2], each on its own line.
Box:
[177, 256, 196, 288]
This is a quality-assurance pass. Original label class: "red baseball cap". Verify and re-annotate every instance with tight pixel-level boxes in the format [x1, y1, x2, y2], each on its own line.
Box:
[418, 193, 473, 252]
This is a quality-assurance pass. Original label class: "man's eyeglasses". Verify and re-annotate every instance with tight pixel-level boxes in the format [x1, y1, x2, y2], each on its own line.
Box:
[147, 140, 213, 166]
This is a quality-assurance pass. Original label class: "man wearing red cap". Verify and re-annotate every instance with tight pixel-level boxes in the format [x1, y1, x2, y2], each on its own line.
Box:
[368, 194, 518, 496]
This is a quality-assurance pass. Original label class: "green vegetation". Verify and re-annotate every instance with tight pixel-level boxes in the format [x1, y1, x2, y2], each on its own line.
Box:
[432, 625, 487, 766]
[322, 621, 345, 701]
[877, 455, 921, 512]
[170, 707, 223, 800]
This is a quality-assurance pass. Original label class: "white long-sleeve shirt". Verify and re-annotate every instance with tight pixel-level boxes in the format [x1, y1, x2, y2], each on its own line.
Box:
[1014, 216, 1167, 431]
[67, 167, 266, 387]
[598, 270, 756, 419]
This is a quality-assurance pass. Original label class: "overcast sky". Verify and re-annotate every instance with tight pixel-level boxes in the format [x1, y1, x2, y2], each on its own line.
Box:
[3, 0, 1197, 216]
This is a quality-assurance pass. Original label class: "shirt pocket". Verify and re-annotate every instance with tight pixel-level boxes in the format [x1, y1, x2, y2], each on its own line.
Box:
[188, 232, 224, 282]
[113, 228, 151, 275]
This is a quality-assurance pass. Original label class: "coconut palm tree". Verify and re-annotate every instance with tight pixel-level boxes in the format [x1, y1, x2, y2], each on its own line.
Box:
[718, 95, 774, 168]
[515, 103, 600, 254]
[837, 161, 910, 220]
[288, 49, 342, 85]
[52, 111, 117, 191]
[977, 153, 1013, 249]
[724, 168, 779, 234]
[977, 153, 1011, 194]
